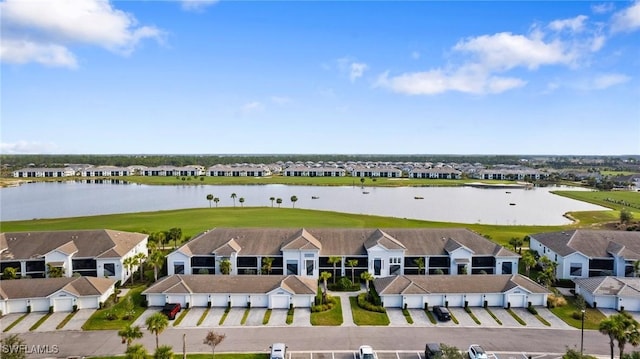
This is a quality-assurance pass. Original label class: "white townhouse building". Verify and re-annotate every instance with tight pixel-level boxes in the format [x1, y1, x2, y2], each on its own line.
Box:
[408, 167, 462, 179]
[12, 167, 76, 178]
[81, 166, 132, 177]
[350, 166, 403, 178]
[529, 230, 640, 280]
[282, 165, 346, 177]
[166, 228, 519, 279]
[208, 164, 271, 177]
[141, 165, 205, 177]
[0, 229, 148, 283]
[574, 276, 640, 311]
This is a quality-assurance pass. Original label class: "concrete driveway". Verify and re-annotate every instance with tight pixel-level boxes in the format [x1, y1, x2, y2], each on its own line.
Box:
[176, 308, 206, 327]
[62, 309, 95, 330]
[6, 312, 47, 333]
[34, 312, 68, 332]
[266, 309, 288, 326]
[292, 308, 311, 327]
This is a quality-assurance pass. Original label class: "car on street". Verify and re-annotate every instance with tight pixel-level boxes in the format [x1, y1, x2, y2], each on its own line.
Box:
[468, 344, 488, 359]
[433, 306, 451, 321]
[425, 343, 443, 359]
[270, 343, 287, 359]
[358, 345, 376, 359]
[161, 303, 181, 320]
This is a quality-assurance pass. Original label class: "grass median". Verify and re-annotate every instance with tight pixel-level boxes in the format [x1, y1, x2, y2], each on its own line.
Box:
[349, 297, 389, 326]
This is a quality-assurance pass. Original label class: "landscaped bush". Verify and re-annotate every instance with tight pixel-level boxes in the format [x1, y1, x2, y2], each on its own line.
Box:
[357, 293, 386, 313]
[527, 305, 538, 315]
[311, 296, 337, 312]
[328, 277, 360, 291]
[547, 294, 567, 308]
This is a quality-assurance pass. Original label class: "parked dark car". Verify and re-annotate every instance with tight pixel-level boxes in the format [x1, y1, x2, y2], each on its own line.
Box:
[433, 306, 451, 321]
[162, 303, 181, 320]
[425, 343, 443, 359]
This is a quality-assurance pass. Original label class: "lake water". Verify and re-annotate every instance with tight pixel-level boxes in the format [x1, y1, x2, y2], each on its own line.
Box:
[0, 181, 608, 225]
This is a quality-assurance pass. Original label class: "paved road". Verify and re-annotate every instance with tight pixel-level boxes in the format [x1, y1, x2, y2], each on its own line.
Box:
[15, 326, 609, 358]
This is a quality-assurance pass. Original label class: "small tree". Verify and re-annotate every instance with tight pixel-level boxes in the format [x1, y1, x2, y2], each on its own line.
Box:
[230, 193, 237, 207]
[360, 271, 374, 293]
[290, 195, 298, 208]
[276, 198, 282, 207]
[328, 256, 341, 284]
[206, 194, 214, 208]
[239, 197, 245, 207]
[47, 263, 64, 278]
[522, 251, 537, 278]
[440, 344, 466, 359]
[320, 271, 332, 304]
[269, 197, 275, 207]
[220, 258, 232, 275]
[509, 237, 524, 254]
[3, 267, 18, 280]
[262, 257, 274, 275]
[347, 259, 358, 283]
[154, 345, 174, 359]
[203, 330, 226, 359]
[125, 344, 148, 359]
[621, 208, 634, 224]
[0, 334, 26, 359]
[214, 197, 220, 207]
[149, 251, 165, 282]
[135, 252, 146, 282]
[414, 257, 425, 275]
[146, 312, 169, 350]
[118, 325, 143, 349]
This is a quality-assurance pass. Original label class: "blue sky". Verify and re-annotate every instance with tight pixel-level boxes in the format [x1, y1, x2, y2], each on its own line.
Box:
[1, 0, 639, 155]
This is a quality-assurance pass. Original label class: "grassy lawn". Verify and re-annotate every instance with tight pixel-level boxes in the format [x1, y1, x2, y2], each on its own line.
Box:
[554, 190, 640, 212]
[310, 298, 343, 326]
[82, 285, 147, 330]
[349, 297, 389, 326]
[548, 295, 607, 330]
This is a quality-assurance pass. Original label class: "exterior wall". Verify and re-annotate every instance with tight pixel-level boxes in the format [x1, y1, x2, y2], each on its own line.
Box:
[167, 251, 192, 276]
[560, 253, 589, 279]
[96, 259, 124, 282]
[495, 258, 519, 275]
[282, 250, 318, 277]
[366, 246, 404, 277]
[44, 250, 73, 278]
[31, 298, 51, 312]
[448, 248, 473, 275]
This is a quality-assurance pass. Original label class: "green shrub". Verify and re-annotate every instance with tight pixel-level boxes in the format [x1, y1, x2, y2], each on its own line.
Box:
[528, 306, 538, 315]
[356, 293, 386, 313]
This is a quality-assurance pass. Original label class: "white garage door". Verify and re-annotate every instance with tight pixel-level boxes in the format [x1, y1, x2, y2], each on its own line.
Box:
[507, 294, 526, 308]
[382, 295, 403, 308]
[270, 295, 290, 309]
[425, 295, 445, 307]
[147, 295, 166, 307]
[77, 297, 97, 309]
[53, 298, 74, 312]
[7, 300, 28, 314]
[210, 295, 228, 307]
[594, 296, 617, 310]
[31, 299, 50, 312]
[191, 295, 209, 307]
[292, 295, 312, 308]
[621, 297, 640, 312]
[166, 295, 187, 307]
[466, 294, 484, 307]
[230, 295, 248, 307]
[251, 295, 269, 308]
[405, 296, 424, 309]
[446, 295, 464, 307]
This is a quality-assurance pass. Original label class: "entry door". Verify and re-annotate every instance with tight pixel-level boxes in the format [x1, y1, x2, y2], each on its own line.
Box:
[374, 259, 382, 276]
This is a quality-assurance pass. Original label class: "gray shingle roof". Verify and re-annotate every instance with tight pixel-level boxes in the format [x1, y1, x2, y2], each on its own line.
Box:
[0, 277, 115, 299]
[0, 229, 147, 261]
[575, 276, 640, 297]
[531, 230, 640, 259]
[176, 228, 516, 258]
[374, 275, 549, 295]
[142, 275, 316, 295]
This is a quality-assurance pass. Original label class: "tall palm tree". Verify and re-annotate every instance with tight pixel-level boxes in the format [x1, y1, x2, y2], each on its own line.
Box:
[413, 257, 425, 275]
[276, 198, 282, 207]
[262, 257, 273, 275]
[206, 194, 214, 208]
[269, 197, 275, 207]
[168, 227, 182, 249]
[145, 312, 169, 350]
[125, 344, 148, 359]
[320, 271, 332, 304]
[290, 195, 298, 208]
[118, 325, 143, 349]
[230, 193, 237, 207]
[214, 197, 220, 207]
[361, 271, 374, 292]
[154, 345, 174, 359]
[328, 256, 341, 284]
[522, 251, 537, 277]
[347, 259, 358, 283]
[149, 251, 165, 281]
[135, 252, 146, 282]
[239, 197, 245, 207]
[123, 256, 135, 284]
[617, 312, 640, 359]
[220, 258, 232, 275]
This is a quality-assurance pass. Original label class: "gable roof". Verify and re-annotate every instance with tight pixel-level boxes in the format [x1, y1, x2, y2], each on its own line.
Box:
[173, 228, 516, 258]
[531, 230, 640, 259]
[214, 239, 242, 256]
[0, 277, 115, 300]
[575, 276, 640, 298]
[0, 229, 147, 261]
[374, 274, 549, 295]
[142, 275, 316, 295]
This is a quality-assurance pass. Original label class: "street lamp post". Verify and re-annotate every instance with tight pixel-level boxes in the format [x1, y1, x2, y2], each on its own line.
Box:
[580, 309, 585, 357]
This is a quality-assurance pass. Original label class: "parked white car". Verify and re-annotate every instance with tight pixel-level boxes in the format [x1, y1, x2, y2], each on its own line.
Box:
[468, 344, 488, 359]
[358, 345, 376, 359]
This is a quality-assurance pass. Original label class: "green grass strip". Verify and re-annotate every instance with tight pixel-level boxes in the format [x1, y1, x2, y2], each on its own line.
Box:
[197, 308, 210, 326]
[464, 307, 481, 325]
[2, 313, 28, 332]
[173, 308, 190, 326]
[219, 307, 230, 325]
[56, 311, 77, 330]
[425, 309, 437, 324]
[286, 308, 294, 325]
[484, 307, 502, 325]
[349, 297, 389, 326]
[262, 309, 272, 325]
[240, 308, 250, 325]
[446, 306, 459, 324]
[534, 313, 551, 326]
[29, 312, 52, 331]
[402, 308, 414, 324]
[506, 308, 526, 326]
[310, 297, 343, 326]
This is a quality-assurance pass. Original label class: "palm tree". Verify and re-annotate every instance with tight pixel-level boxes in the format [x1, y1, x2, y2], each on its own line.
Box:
[135, 252, 146, 282]
[328, 256, 341, 284]
[118, 325, 143, 349]
[634, 260, 640, 278]
[276, 198, 282, 207]
[262, 257, 274, 275]
[206, 194, 214, 208]
[214, 197, 220, 207]
[269, 197, 275, 207]
[168, 227, 182, 249]
[125, 344, 148, 359]
[360, 271, 374, 292]
[617, 312, 640, 359]
[522, 251, 537, 277]
[290, 195, 298, 208]
[203, 330, 226, 359]
[145, 312, 169, 350]
[414, 257, 425, 275]
[149, 251, 165, 281]
[220, 258, 232, 275]
[509, 237, 524, 254]
[347, 259, 358, 283]
[154, 345, 174, 359]
[360, 177, 365, 188]
[230, 193, 237, 207]
[239, 197, 245, 207]
[124, 256, 135, 284]
[320, 271, 332, 304]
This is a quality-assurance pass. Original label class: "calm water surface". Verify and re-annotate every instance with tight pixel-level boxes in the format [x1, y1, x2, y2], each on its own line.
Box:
[0, 181, 607, 225]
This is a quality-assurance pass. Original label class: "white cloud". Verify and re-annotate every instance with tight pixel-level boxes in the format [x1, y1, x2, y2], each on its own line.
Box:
[411, 51, 421, 60]
[0, 0, 163, 67]
[549, 15, 589, 33]
[241, 101, 264, 114]
[611, 1, 640, 33]
[0, 39, 77, 68]
[181, 0, 219, 12]
[270, 96, 292, 105]
[592, 3, 615, 14]
[0, 141, 60, 154]
[591, 73, 631, 89]
[349, 62, 368, 82]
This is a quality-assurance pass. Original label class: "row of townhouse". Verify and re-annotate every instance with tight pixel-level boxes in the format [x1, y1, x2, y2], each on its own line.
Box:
[166, 228, 520, 278]
[12, 165, 271, 178]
